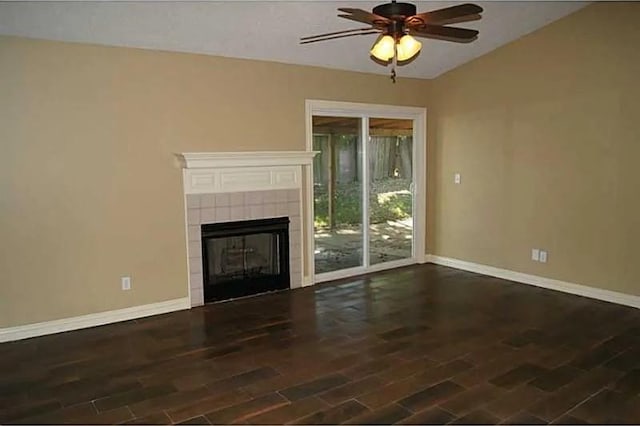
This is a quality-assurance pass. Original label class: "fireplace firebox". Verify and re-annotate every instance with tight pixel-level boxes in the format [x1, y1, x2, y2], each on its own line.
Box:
[201, 217, 290, 303]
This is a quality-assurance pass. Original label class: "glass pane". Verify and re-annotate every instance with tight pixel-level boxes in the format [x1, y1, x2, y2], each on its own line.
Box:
[368, 118, 413, 265]
[205, 233, 278, 282]
[313, 116, 363, 274]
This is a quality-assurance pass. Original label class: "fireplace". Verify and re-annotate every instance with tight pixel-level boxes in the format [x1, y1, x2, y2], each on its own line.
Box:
[201, 217, 290, 302]
[178, 151, 316, 307]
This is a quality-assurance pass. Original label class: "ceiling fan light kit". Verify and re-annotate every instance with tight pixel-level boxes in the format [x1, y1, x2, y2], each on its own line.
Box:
[370, 34, 421, 62]
[396, 34, 422, 61]
[301, 1, 483, 83]
[370, 34, 395, 61]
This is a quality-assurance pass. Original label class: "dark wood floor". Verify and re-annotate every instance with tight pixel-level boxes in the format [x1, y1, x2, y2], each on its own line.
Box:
[2, 264, 640, 425]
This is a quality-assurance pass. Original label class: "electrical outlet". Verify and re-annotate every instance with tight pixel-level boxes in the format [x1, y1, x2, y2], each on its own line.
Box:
[539, 250, 548, 263]
[531, 249, 540, 261]
[121, 276, 131, 290]
[454, 173, 461, 184]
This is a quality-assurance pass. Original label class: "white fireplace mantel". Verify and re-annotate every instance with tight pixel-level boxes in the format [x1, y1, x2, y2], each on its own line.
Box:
[177, 150, 318, 306]
[177, 151, 318, 169]
[177, 151, 318, 195]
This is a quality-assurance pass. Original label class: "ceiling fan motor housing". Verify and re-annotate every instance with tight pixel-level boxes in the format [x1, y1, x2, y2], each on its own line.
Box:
[373, 2, 417, 20]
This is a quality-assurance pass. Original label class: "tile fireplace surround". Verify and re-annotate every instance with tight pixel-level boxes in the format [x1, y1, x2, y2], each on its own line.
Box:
[177, 152, 316, 307]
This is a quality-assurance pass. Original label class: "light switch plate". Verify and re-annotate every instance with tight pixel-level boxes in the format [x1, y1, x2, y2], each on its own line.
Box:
[454, 173, 461, 184]
[121, 276, 131, 290]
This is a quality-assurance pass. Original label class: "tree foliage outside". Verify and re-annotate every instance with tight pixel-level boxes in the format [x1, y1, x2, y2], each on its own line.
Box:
[313, 132, 413, 229]
[314, 178, 412, 228]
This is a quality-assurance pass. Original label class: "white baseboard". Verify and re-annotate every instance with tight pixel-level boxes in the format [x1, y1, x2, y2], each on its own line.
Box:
[426, 255, 640, 310]
[0, 297, 191, 343]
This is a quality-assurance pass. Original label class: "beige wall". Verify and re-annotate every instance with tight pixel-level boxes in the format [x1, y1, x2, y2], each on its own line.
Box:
[430, 2, 640, 296]
[0, 36, 432, 328]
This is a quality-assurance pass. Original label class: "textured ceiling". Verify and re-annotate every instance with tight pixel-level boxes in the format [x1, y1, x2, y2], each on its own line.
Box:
[0, 1, 588, 79]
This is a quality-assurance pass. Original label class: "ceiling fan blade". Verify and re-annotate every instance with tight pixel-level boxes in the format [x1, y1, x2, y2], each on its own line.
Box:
[301, 27, 375, 42]
[338, 8, 390, 26]
[407, 3, 483, 26]
[410, 25, 479, 43]
[338, 14, 390, 29]
[407, 13, 481, 28]
[300, 31, 381, 45]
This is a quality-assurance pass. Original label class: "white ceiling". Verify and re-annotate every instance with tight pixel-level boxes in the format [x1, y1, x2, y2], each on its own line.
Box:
[0, 1, 587, 79]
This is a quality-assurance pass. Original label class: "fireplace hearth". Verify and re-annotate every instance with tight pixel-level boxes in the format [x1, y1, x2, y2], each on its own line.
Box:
[201, 217, 290, 302]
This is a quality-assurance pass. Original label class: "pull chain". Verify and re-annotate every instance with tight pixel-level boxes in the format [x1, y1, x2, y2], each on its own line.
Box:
[390, 39, 398, 83]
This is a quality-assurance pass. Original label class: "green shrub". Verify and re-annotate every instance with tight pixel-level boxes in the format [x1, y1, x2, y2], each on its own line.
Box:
[314, 178, 412, 228]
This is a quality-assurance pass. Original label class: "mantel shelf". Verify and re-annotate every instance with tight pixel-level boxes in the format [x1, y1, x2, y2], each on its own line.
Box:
[177, 151, 319, 169]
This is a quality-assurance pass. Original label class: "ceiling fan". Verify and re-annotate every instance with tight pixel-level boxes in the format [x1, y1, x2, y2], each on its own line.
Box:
[300, 1, 483, 82]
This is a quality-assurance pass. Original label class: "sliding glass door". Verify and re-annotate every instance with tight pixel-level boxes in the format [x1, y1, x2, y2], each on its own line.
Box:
[368, 118, 414, 266]
[312, 112, 417, 280]
[313, 116, 363, 274]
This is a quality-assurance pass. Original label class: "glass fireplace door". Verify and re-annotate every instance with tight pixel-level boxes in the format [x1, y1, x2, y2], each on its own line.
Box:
[201, 217, 289, 302]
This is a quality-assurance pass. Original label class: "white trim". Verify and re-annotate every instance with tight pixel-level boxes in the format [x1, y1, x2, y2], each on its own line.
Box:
[304, 101, 317, 283]
[0, 298, 191, 343]
[427, 255, 640, 309]
[362, 116, 370, 268]
[315, 266, 366, 284]
[315, 258, 417, 284]
[413, 109, 427, 263]
[177, 151, 318, 169]
[304, 162, 315, 284]
[308, 100, 427, 118]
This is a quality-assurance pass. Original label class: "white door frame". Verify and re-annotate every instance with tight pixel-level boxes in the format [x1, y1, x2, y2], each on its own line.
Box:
[304, 99, 427, 284]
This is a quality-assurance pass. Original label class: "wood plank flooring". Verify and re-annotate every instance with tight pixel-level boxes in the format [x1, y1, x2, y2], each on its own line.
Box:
[1, 264, 640, 424]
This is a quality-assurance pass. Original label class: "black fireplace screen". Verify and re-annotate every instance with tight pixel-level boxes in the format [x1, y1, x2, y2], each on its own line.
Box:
[201, 217, 289, 302]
